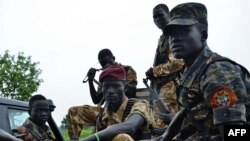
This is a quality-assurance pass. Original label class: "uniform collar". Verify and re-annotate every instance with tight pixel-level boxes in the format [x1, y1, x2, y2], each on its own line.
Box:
[103, 97, 128, 125]
[23, 118, 55, 140]
[181, 46, 213, 87]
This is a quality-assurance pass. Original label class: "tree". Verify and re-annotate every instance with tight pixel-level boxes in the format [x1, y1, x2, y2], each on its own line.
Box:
[60, 115, 68, 129]
[0, 50, 43, 101]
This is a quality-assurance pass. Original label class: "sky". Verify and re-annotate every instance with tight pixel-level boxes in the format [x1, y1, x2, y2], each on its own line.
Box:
[1, 0, 250, 126]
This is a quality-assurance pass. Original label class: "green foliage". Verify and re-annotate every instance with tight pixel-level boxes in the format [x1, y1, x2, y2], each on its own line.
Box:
[60, 115, 68, 129]
[0, 50, 43, 101]
[61, 127, 92, 141]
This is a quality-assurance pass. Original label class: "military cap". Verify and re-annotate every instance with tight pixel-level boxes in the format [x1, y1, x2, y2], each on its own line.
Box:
[99, 65, 126, 83]
[165, 2, 207, 29]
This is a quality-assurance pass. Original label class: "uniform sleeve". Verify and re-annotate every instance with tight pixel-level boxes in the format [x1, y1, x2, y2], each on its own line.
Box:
[14, 126, 33, 141]
[152, 58, 184, 77]
[126, 100, 153, 129]
[200, 61, 247, 125]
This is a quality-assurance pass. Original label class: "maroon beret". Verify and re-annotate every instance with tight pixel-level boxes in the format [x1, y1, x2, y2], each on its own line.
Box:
[99, 65, 126, 83]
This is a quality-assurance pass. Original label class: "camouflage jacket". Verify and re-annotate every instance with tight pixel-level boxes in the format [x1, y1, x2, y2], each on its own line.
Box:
[153, 35, 169, 66]
[152, 35, 184, 76]
[100, 98, 152, 128]
[151, 35, 184, 90]
[178, 46, 247, 139]
[116, 63, 137, 85]
[96, 97, 153, 138]
[14, 118, 55, 141]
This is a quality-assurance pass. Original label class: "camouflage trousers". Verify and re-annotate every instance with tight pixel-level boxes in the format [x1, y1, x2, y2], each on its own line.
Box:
[67, 105, 101, 138]
[152, 81, 179, 128]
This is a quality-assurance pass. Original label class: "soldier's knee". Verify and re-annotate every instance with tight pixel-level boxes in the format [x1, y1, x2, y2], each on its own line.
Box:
[68, 106, 80, 118]
[112, 133, 134, 141]
[68, 107, 75, 113]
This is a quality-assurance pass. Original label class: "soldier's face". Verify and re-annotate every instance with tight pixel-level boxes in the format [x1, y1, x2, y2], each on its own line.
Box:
[153, 8, 169, 30]
[30, 100, 50, 126]
[102, 80, 126, 110]
[168, 25, 203, 59]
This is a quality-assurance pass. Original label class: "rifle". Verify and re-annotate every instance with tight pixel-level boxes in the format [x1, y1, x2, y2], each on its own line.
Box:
[82, 68, 104, 106]
[159, 108, 187, 141]
[82, 68, 102, 86]
[47, 99, 65, 141]
[143, 78, 171, 114]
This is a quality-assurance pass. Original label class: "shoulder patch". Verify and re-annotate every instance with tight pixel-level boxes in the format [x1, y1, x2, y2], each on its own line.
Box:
[209, 87, 237, 108]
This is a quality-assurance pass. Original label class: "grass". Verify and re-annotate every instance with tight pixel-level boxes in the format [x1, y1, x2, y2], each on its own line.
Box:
[61, 126, 93, 141]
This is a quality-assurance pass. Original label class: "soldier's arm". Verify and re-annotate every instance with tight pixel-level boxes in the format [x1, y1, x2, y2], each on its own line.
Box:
[87, 68, 102, 104]
[82, 114, 145, 141]
[88, 81, 102, 104]
[152, 58, 184, 77]
[201, 61, 247, 138]
[0, 129, 23, 141]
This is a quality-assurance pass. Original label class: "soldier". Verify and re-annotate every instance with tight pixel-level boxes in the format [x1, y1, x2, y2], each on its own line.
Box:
[68, 48, 137, 141]
[0, 129, 23, 141]
[156, 2, 248, 141]
[145, 4, 184, 127]
[88, 48, 137, 101]
[14, 95, 55, 141]
[83, 65, 153, 141]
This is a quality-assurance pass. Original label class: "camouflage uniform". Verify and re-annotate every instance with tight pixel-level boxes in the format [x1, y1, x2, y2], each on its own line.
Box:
[161, 2, 249, 140]
[116, 63, 138, 97]
[177, 46, 247, 140]
[14, 119, 55, 141]
[69, 98, 152, 141]
[151, 35, 184, 128]
[153, 35, 169, 67]
[68, 64, 137, 138]
[97, 98, 153, 141]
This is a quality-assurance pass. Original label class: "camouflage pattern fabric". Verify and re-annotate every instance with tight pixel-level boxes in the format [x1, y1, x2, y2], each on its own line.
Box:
[68, 105, 101, 137]
[100, 98, 153, 129]
[169, 2, 208, 26]
[116, 63, 138, 98]
[68, 98, 153, 140]
[14, 119, 55, 141]
[152, 81, 179, 128]
[151, 35, 184, 128]
[178, 47, 247, 139]
[67, 63, 137, 138]
[160, 81, 179, 113]
[152, 52, 184, 78]
[116, 63, 137, 85]
[153, 35, 169, 66]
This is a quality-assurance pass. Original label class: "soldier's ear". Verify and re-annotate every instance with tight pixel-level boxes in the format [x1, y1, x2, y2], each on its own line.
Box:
[201, 31, 208, 41]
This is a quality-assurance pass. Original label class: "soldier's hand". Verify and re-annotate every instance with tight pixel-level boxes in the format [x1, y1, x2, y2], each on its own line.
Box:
[87, 68, 97, 81]
[145, 67, 154, 79]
